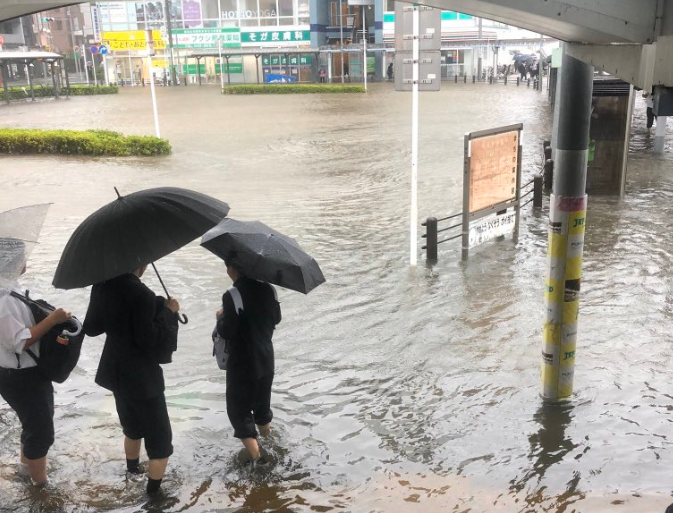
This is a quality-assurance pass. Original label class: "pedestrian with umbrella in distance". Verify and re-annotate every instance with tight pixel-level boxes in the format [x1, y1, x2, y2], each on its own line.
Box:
[201, 218, 325, 466]
[0, 205, 72, 486]
[53, 187, 230, 495]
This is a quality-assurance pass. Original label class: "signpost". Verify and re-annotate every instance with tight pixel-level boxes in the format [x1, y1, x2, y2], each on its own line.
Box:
[461, 123, 523, 260]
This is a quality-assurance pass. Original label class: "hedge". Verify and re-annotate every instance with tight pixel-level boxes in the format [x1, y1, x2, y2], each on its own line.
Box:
[0, 128, 171, 156]
[3, 84, 118, 100]
[222, 84, 366, 95]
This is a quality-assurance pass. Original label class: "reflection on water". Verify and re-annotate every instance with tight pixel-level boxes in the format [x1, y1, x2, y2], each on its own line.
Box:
[0, 84, 673, 512]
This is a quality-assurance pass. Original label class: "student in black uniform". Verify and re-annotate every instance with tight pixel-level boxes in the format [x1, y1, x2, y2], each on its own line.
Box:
[216, 259, 281, 464]
[0, 238, 71, 485]
[83, 264, 179, 495]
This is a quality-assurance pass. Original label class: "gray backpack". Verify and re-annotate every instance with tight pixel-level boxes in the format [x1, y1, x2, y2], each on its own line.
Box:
[212, 286, 243, 370]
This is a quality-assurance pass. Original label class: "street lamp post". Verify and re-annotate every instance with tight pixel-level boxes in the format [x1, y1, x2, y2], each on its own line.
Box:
[339, 0, 344, 84]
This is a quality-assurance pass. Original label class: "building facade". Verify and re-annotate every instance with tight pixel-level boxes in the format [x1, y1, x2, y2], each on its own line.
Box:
[1, 1, 553, 85]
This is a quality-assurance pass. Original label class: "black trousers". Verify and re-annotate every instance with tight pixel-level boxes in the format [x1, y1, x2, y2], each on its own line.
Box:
[226, 374, 274, 440]
[647, 107, 656, 128]
[0, 367, 54, 459]
[114, 392, 173, 460]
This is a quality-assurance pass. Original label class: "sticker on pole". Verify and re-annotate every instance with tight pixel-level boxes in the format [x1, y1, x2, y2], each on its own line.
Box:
[90, 45, 99, 55]
[468, 211, 516, 248]
[99, 45, 108, 55]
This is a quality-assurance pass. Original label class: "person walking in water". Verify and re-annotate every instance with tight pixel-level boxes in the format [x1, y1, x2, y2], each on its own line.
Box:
[0, 238, 71, 486]
[216, 258, 281, 466]
[84, 264, 180, 495]
[319, 67, 326, 83]
[387, 63, 394, 81]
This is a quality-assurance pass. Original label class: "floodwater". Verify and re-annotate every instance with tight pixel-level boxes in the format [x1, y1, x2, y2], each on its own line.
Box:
[1, 81, 673, 513]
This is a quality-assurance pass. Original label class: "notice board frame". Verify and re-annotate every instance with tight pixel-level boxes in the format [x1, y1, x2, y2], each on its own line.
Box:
[462, 123, 523, 260]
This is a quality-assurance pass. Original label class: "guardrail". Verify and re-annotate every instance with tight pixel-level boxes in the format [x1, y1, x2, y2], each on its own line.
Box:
[421, 171, 544, 260]
[449, 73, 545, 91]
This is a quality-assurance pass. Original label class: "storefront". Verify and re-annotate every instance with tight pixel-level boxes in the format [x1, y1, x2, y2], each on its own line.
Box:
[97, 2, 312, 85]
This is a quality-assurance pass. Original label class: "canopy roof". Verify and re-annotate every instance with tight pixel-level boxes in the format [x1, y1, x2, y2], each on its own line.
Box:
[0, 51, 64, 63]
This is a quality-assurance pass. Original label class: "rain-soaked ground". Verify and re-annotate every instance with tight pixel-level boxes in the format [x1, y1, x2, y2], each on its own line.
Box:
[0, 81, 672, 513]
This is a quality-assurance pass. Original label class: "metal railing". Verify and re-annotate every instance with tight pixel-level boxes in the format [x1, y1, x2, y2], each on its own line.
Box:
[421, 171, 544, 260]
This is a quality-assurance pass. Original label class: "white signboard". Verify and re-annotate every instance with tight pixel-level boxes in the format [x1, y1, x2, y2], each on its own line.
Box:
[468, 211, 516, 248]
[91, 6, 101, 43]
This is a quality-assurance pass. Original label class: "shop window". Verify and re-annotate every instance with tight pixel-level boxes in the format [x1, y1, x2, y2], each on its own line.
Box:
[279, 16, 294, 26]
[258, 0, 278, 17]
[220, 0, 238, 20]
[203, 19, 218, 28]
[278, 0, 293, 17]
[260, 18, 278, 26]
[239, 0, 257, 16]
[201, 0, 219, 19]
[239, 18, 259, 27]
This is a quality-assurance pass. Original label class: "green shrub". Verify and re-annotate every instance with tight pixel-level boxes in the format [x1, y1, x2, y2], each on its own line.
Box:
[0, 128, 170, 156]
[4, 84, 118, 100]
[222, 84, 366, 95]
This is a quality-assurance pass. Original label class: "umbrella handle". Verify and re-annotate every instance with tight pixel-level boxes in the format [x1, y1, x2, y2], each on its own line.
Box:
[178, 313, 188, 325]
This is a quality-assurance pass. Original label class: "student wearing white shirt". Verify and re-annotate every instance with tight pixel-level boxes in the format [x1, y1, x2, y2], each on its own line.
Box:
[0, 238, 71, 485]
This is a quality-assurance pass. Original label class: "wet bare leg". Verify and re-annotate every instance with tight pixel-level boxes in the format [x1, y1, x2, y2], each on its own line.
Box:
[25, 455, 47, 485]
[242, 438, 260, 461]
[257, 423, 271, 437]
[124, 437, 141, 460]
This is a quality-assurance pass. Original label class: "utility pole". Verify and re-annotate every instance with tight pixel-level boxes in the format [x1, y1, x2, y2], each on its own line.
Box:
[67, 8, 81, 79]
[339, 0, 345, 84]
[163, 0, 177, 85]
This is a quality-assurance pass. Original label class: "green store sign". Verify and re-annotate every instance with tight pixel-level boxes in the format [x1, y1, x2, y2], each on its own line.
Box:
[215, 63, 243, 74]
[242, 30, 310, 44]
[182, 64, 206, 75]
[172, 28, 241, 49]
[262, 55, 313, 66]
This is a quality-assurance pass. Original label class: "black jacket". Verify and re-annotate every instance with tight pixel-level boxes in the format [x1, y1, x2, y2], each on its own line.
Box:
[217, 278, 281, 381]
[83, 273, 178, 399]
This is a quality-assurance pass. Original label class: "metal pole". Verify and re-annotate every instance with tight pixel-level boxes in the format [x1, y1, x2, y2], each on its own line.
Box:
[51, 62, 59, 99]
[426, 217, 438, 260]
[541, 52, 593, 403]
[255, 54, 260, 84]
[218, 43, 225, 91]
[67, 8, 81, 80]
[145, 30, 161, 138]
[128, 54, 134, 86]
[339, 0, 345, 84]
[2, 63, 10, 104]
[103, 54, 109, 86]
[362, 5, 367, 91]
[226, 56, 231, 85]
[477, 18, 482, 79]
[533, 175, 543, 208]
[83, 50, 90, 85]
[410, 6, 419, 267]
[26, 63, 35, 101]
[164, 0, 177, 86]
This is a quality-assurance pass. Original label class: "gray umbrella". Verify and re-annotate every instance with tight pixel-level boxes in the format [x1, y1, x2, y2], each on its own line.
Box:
[0, 204, 50, 291]
[201, 218, 326, 294]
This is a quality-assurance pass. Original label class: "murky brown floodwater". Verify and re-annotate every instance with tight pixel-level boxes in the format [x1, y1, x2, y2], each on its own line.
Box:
[0, 81, 672, 513]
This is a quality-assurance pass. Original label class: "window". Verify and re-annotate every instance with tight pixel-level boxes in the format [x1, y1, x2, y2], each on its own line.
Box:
[278, 0, 293, 17]
[201, 0, 219, 19]
[258, 0, 277, 17]
[220, 0, 237, 22]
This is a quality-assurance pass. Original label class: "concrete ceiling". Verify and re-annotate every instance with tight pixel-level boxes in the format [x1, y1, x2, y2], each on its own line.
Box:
[415, 0, 658, 44]
[0, 1, 80, 23]
[0, 0, 660, 45]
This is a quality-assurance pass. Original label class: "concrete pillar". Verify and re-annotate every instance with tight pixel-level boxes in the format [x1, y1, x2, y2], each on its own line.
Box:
[654, 116, 667, 154]
[309, 0, 329, 49]
[374, 0, 384, 81]
[541, 52, 594, 403]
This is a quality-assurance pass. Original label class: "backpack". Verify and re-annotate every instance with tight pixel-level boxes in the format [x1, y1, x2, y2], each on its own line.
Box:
[212, 286, 243, 371]
[10, 291, 84, 384]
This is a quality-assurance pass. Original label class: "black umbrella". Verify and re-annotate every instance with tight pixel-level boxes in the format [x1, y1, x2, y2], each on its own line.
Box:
[53, 187, 230, 322]
[200, 218, 325, 294]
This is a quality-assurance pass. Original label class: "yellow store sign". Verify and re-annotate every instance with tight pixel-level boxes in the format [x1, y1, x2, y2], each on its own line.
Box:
[101, 31, 166, 51]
